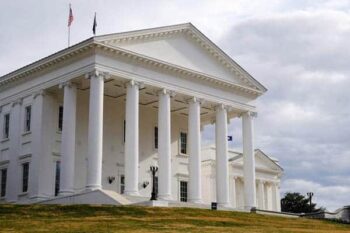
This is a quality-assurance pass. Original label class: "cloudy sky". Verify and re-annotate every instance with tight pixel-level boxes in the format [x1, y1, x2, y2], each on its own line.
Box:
[0, 0, 349, 210]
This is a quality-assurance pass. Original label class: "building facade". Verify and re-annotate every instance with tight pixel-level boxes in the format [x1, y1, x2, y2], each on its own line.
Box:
[0, 23, 271, 210]
[201, 147, 282, 211]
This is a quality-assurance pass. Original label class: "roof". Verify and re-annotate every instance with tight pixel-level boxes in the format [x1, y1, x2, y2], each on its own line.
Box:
[0, 23, 267, 95]
[201, 146, 283, 172]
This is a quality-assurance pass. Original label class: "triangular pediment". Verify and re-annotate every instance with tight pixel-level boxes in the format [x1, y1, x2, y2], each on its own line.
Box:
[96, 23, 267, 93]
[230, 150, 282, 172]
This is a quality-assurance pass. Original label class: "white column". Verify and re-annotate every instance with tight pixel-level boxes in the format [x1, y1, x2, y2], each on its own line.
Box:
[188, 97, 202, 203]
[257, 180, 265, 210]
[266, 182, 273, 211]
[124, 80, 140, 196]
[242, 111, 257, 210]
[6, 100, 22, 202]
[275, 183, 281, 212]
[215, 104, 230, 207]
[86, 71, 105, 190]
[158, 89, 172, 200]
[29, 91, 50, 200]
[271, 182, 281, 211]
[231, 176, 237, 208]
[59, 82, 77, 195]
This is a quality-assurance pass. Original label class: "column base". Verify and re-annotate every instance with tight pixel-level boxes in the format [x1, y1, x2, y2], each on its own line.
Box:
[85, 184, 102, 191]
[189, 199, 203, 204]
[217, 202, 231, 209]
[58, 190, 75, 196]
[124, 190, 140, 196]
[158, 194, 173, 201]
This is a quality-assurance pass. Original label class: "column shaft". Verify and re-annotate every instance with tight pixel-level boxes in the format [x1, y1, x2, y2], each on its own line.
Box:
[86, 74, 104, 190]
[188, 98, 201, 203]
[242, 112, 256, 209]
[257, 180, 265, 209]
[215, 105, 230, 207]
[59, 83, 77, 195]
[231, 177, 237, 208]
[6, 101, 22, 202]
[158, 89, 172, 200]
[275, 183, 281, 212]
[124, 81, 139, 196]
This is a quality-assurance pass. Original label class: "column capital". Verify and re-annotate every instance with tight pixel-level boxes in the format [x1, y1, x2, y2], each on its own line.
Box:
[32, 90, 46, 100]
[11, 98, 23, 107]
[85, 70, 110, 80]
[215, 103, 228, 111]
[59, 81, 77, 89]
[157, 88, 175, 97]
[241, 111, 258, 118]
[186, 97, 203, 104]
[257, 179, 265, 185]
[124, 79, 144, 89]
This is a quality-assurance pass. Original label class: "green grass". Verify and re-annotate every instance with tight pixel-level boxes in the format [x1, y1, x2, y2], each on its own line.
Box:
[0, 205, 348, 233]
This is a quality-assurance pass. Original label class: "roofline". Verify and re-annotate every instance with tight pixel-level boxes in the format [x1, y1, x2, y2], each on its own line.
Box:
[97, 22, 267, 93]
[1, 22, 267, 94]
[186, 23, 268, 92]
[0, 37, 95, 80]
[94, 22, 193, 41]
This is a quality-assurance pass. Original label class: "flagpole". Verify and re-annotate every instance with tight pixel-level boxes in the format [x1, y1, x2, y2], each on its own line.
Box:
[68, 24, 70, 47]
[68, 4, 71, 47]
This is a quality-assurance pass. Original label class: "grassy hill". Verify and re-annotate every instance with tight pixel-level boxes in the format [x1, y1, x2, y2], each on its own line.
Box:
[0, 205, 348, 233]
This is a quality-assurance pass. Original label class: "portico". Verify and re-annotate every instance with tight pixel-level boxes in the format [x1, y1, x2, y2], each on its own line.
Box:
[0, 23, 269, 210]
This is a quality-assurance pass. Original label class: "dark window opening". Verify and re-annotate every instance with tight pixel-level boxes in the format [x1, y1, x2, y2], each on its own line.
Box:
[22, 163, 29, 193]
[120, 175, 125, 194]
[180, 181, 188, 202]
[24, 106, 31, 132]
[58, 106, 63, 131]
[3, 114, 10, 139]
[180, 132, 187, 154]
[154, 127, 158, 149]
[0, 169, 7, 197]
[55, 161, 60, 196]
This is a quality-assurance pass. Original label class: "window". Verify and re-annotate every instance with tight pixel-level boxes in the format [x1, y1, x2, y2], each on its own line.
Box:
[55, 161, 60, 196]
[154, 127, 158, 149]
[123, 120, 126, 143]
[22, 162, 29, 193]
[120, 175, 125, 194]
[58, 106, 63, 131]
[180, 132, 187, 154]
[0, 168, 7, 197]
[180, 181, 188, 202]
[3, 114, 10, 139]
[24, 106, 31, 132]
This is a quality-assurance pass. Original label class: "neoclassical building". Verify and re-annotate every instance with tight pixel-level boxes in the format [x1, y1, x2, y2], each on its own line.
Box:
[201, 147, 282, 211]
[0, 23, 276, 210]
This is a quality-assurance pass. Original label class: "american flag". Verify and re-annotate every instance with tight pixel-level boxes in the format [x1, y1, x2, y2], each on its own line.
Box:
[68, 5, 74, 27]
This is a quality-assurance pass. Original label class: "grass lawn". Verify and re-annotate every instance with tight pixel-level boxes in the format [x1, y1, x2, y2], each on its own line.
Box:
[0, 205, 348, 233]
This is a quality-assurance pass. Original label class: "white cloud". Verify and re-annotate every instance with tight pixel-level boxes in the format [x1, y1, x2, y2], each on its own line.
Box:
[281, 179, 350, 211]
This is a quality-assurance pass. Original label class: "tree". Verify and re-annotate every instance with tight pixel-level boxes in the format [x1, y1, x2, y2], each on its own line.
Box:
[281, 192, 322, 213]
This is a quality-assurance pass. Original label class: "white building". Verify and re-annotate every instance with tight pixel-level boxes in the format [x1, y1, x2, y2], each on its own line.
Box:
[0, 23, 281, 210]
[201, 147, 282, 211]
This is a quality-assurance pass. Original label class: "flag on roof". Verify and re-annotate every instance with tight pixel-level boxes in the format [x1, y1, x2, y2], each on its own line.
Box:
[93, 12, 97, 35]
[68, 4, 74, 27]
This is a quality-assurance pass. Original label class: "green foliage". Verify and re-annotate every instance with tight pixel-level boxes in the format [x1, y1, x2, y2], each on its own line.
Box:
[281, 192, 323, 213]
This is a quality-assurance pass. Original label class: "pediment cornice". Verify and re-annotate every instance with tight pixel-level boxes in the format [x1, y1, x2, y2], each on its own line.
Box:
[95, 42, 263, 97]
[0, 38, 95, 89]
[97, 23, 267, 93]
[0, 23, 267, 97]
